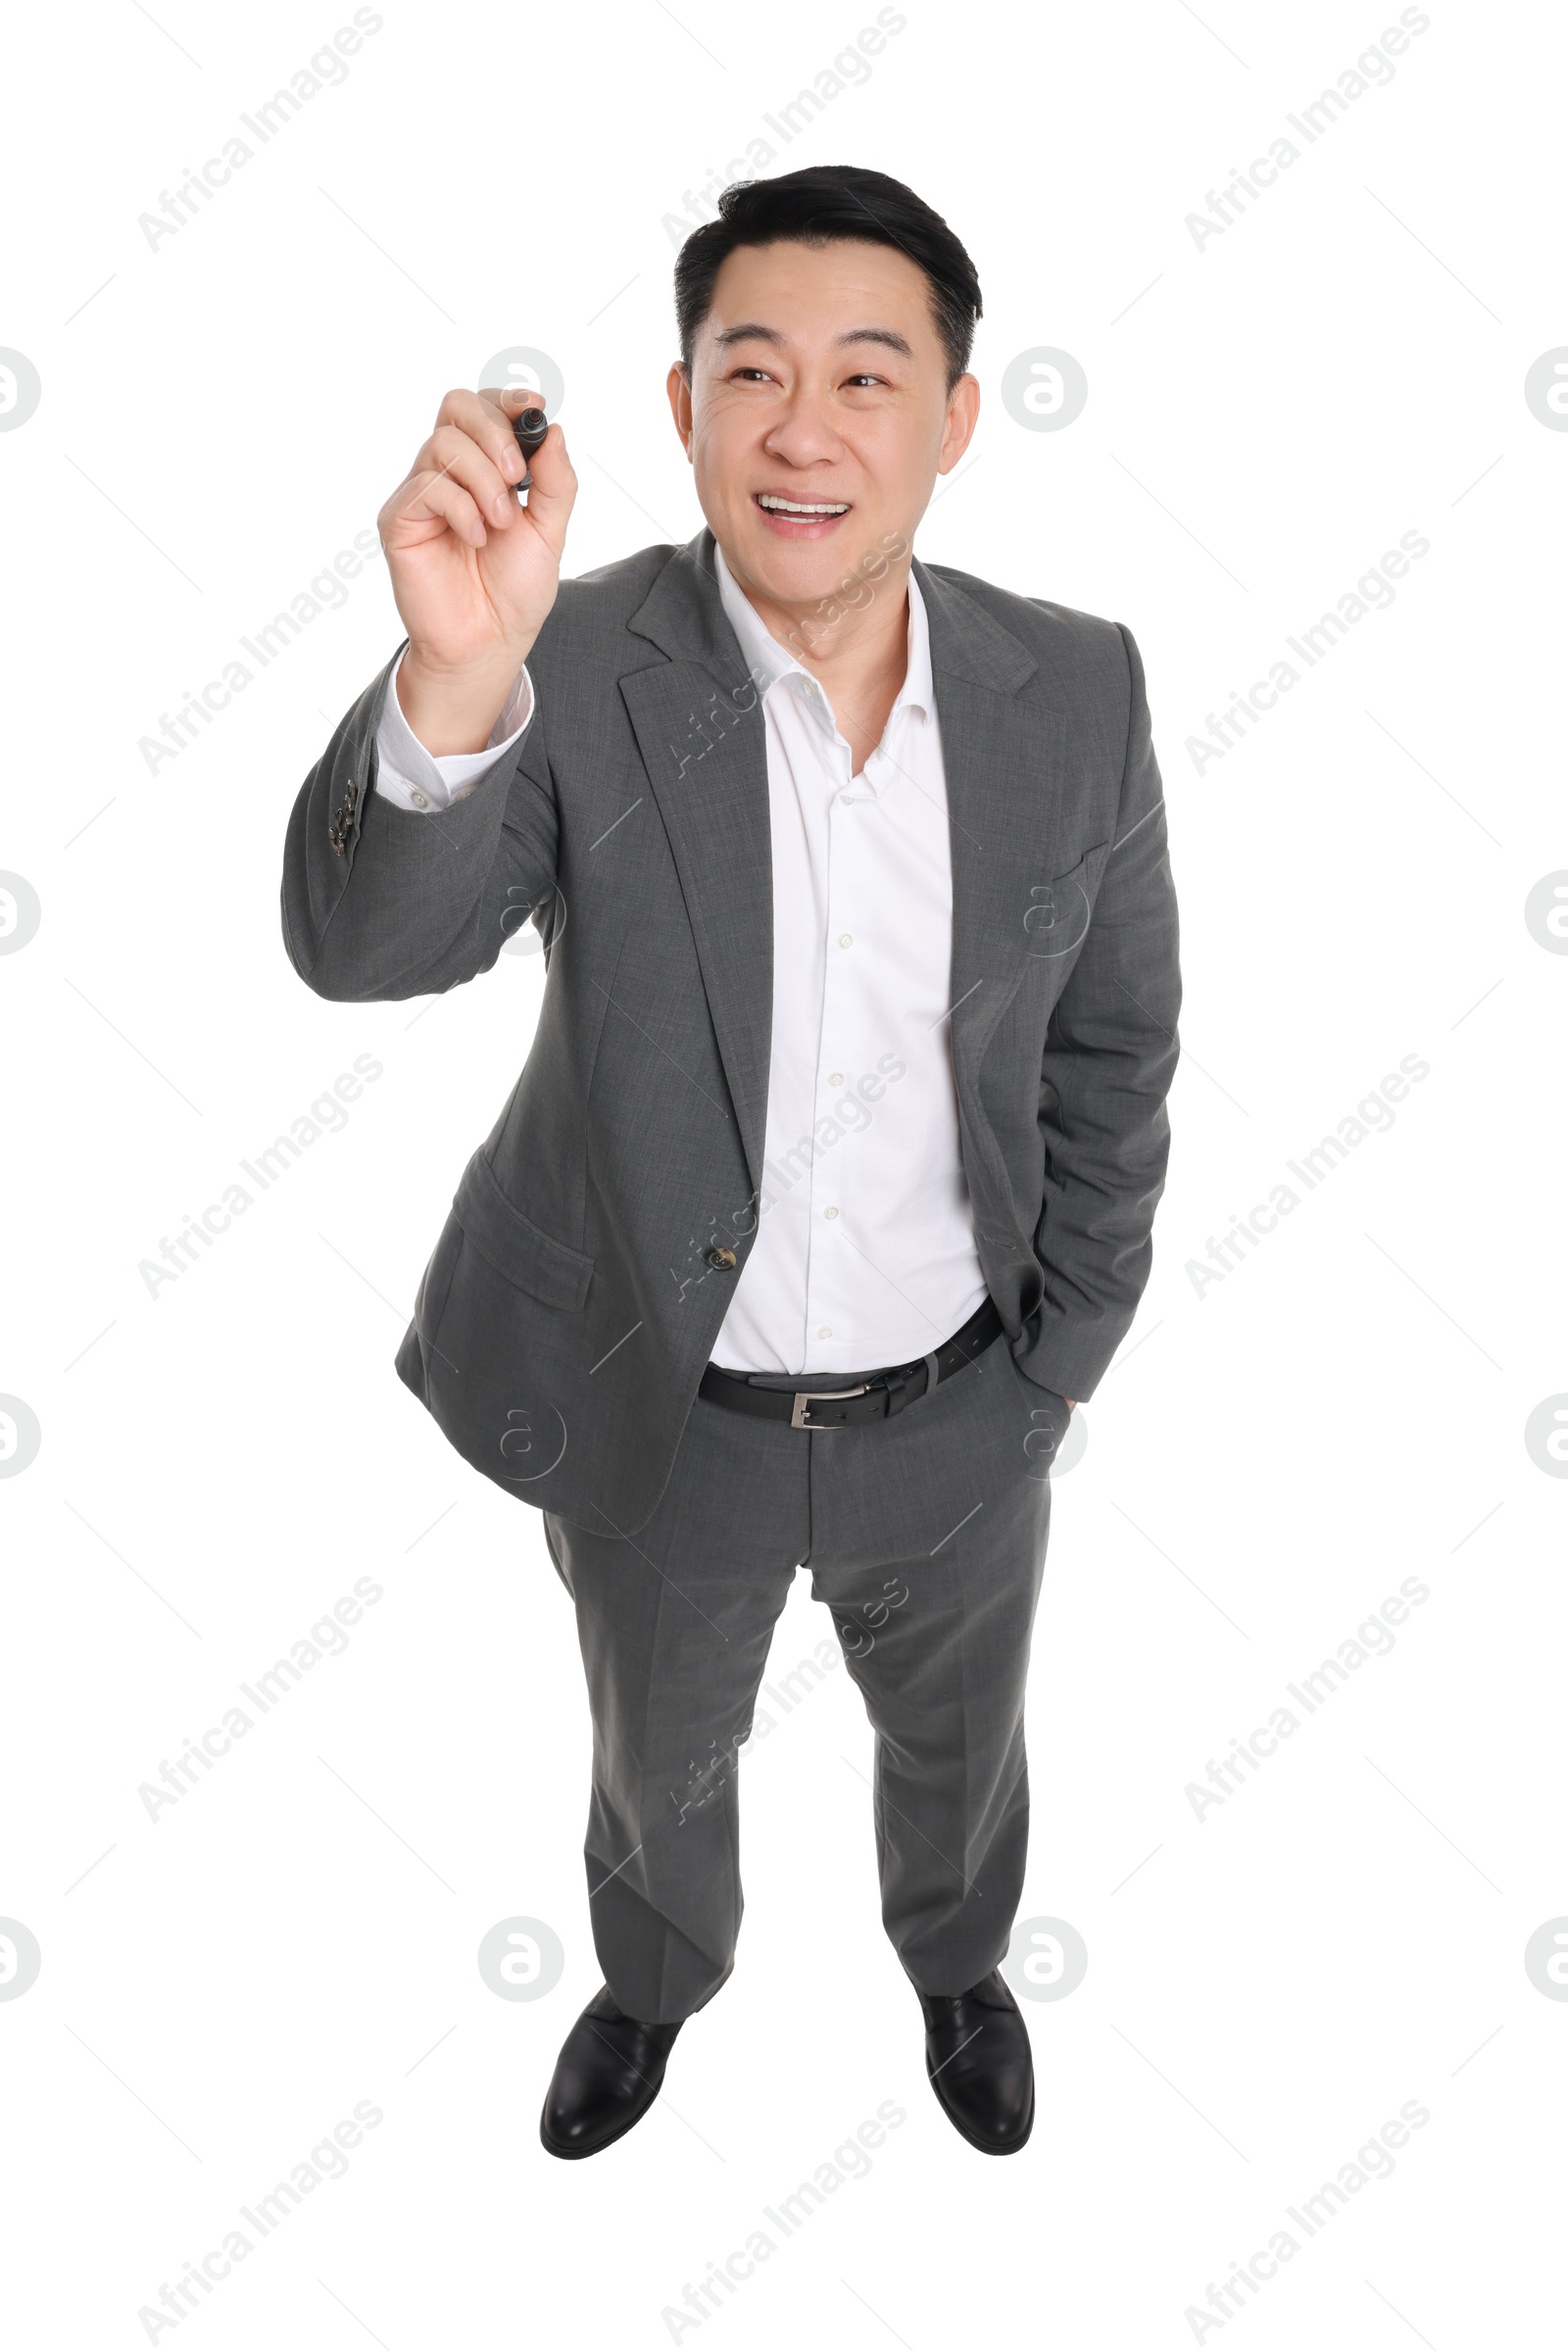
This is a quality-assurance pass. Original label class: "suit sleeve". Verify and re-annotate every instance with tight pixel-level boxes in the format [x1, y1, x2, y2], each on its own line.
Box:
[1029, 623, 1181, 1398]
[279, 646, 559, 1003]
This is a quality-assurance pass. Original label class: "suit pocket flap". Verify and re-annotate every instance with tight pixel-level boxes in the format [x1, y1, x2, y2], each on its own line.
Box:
[452, 1151, 594, 1312]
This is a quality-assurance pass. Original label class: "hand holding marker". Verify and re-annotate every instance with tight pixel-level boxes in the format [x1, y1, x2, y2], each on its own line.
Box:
[376, 380, 578, 756]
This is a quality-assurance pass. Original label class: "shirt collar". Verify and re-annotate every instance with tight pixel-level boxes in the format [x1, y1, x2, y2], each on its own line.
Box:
[712, 538, 933, 730]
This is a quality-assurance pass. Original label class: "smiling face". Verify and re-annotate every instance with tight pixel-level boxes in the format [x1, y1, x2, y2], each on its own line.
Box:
[667, 237, 978, 629]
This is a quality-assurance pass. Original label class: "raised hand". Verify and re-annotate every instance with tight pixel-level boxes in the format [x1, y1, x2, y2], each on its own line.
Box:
[377, 383, 578, 754]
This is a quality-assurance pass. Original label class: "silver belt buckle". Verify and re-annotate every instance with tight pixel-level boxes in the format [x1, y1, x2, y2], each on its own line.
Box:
[790, 1382, 870, 1431]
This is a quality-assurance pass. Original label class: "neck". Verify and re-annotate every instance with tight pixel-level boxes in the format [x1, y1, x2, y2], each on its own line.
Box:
[720, 544, 915, 773]
[723, 547, 913, 706]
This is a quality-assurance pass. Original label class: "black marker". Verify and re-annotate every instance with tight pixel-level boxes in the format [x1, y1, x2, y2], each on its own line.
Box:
[512, 405, 549, 493]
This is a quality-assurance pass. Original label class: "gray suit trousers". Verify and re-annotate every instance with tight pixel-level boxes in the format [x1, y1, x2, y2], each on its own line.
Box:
[542, 1328, 1064, 2022]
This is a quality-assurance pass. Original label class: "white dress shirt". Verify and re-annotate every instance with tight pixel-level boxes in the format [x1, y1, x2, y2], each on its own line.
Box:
[372, 548, 989, 1375]
[372, 649, 534, 812]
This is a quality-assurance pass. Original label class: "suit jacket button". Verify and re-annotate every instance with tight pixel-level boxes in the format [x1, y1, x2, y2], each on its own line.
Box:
[705, 1246, 737, 1271]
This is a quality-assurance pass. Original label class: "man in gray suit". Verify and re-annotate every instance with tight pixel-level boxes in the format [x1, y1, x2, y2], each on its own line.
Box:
[281, 165, 1180, 2160]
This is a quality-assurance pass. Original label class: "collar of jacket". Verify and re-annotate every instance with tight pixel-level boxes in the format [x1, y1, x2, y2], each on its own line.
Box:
[622, 525, 1039, 699]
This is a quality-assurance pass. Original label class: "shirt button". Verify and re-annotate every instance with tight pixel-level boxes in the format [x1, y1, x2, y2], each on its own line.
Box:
[840, 792, 855, 806]
[838, 933, 853, 949]
[412, 790, 430, 809]
[827, 1071, 845, 1088]
[817, 1325, 833, 1340]
[823, 1205, 839, 1220]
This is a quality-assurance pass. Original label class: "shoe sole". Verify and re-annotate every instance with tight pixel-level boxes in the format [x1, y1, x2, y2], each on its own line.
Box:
[924, 2050, 1035, 2155]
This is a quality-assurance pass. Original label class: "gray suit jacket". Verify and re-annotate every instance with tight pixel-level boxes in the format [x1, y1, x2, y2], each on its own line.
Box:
[280, 527, 1180, 1537]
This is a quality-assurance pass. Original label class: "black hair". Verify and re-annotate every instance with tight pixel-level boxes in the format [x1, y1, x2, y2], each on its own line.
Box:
[673, 165, 982, 393]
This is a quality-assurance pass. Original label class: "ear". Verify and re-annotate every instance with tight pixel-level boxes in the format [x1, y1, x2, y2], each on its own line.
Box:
[937, 371, 980, 474]
[665, 361, 694, 459]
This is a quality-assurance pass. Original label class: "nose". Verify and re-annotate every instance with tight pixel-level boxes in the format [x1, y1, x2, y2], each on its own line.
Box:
[761, 389, 847, 469]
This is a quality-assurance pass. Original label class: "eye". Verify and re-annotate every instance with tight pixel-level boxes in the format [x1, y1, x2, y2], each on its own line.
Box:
[730, 367, 774, 383]
[845, 373, 885, 388]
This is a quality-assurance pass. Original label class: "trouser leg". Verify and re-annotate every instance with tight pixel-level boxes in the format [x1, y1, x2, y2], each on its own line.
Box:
[806, 1331, 1057, 1995]
[542, 1394, 808, 2024]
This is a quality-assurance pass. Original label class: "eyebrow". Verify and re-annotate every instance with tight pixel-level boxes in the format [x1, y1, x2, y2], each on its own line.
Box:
[711, 323, 914, 360]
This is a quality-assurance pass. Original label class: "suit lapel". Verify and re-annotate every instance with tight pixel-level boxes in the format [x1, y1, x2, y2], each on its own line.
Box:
[620, 535, 774, 1195]
[913, 558, 1066, 1107]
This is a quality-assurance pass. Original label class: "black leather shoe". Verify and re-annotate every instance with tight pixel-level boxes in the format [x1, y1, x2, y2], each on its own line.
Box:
[920, 1969, 1034, 2153]
[540, 1985, 687, 2160]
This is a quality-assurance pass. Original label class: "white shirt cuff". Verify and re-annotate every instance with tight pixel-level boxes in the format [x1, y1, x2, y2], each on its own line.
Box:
[371, 646, 535, 812]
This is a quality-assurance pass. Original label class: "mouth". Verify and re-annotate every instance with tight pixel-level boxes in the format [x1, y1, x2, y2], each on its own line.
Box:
[752, 490, 853, 539]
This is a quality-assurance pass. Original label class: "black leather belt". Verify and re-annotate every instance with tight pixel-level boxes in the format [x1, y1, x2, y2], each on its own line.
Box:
[698, 1295, 1004, 1431]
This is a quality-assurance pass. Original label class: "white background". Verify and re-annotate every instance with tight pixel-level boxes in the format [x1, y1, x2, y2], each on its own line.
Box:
[3, 0, 1565, 2343]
